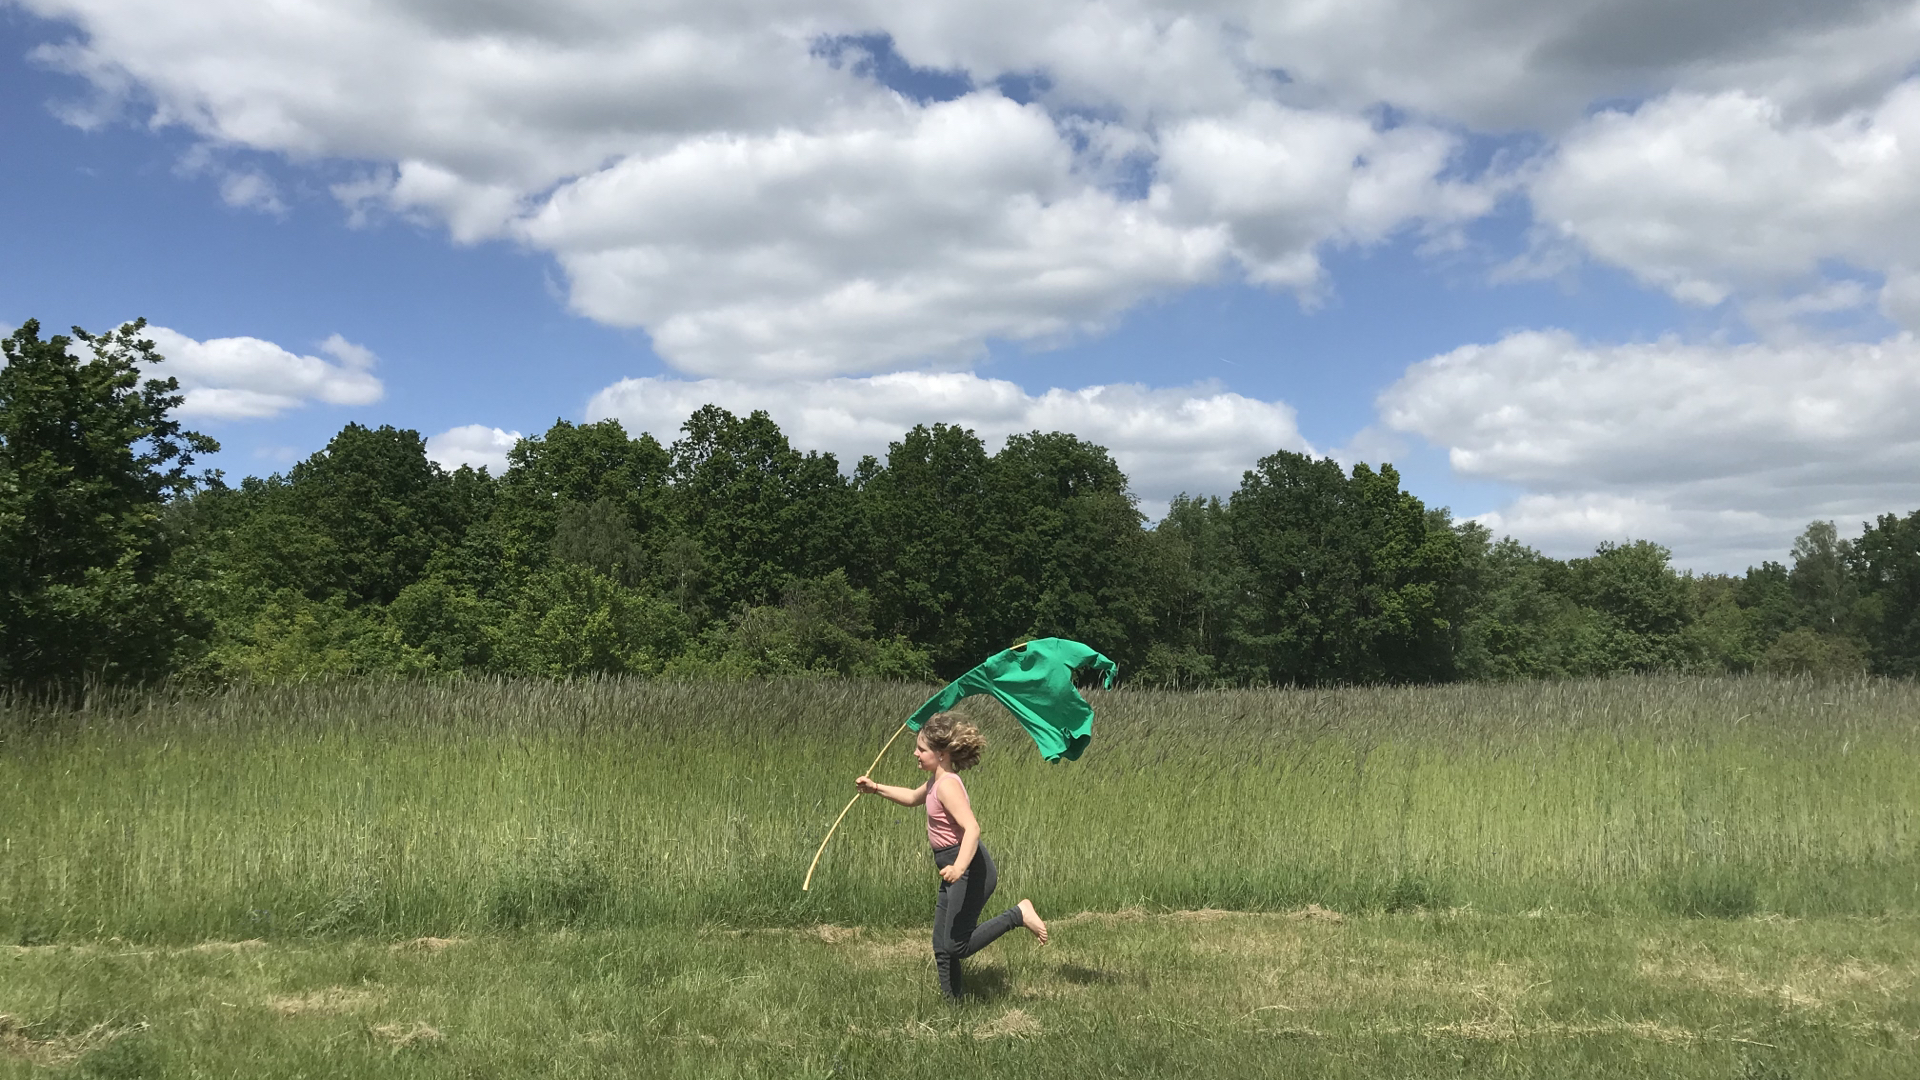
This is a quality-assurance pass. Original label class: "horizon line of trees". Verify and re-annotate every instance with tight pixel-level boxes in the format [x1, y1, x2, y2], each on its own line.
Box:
[7, 318, 1920, 691]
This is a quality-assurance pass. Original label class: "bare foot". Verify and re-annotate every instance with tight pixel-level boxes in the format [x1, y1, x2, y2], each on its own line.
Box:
[1018, 899, 1049, 945]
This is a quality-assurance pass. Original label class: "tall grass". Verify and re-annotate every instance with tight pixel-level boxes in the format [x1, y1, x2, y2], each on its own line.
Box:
[2, 676, 1915, 942]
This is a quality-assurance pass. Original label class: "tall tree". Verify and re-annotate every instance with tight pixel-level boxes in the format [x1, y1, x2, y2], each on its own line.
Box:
[1736, 561, 1796, 644]
[859, 424, 1002, 675]
[1788, 520, 1861, 636]
[1226, 452, 1456, 684]
[990, 431, 1155, 671]
[1450, 528, 1586, 680]
[282, 423, 460, 607]
[1853, 509, 1920, 675]
[1139, 494, 1241, 685]
[493, 419, 670, 573]
[1564, 540, 1692, 672]
[0, 319, 218, 686]
[669, 406, 852, 614]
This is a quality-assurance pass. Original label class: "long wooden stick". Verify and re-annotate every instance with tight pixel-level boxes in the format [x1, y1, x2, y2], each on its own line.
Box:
[802, 722, 910, 892]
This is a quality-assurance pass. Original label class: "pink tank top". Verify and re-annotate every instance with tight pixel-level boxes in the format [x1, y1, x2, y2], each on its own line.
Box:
[926, 772, 966, 849]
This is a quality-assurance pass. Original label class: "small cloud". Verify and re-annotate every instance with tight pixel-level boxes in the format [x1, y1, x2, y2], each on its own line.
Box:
[176, 145, 287, 216]
[426, 424, 522, 473]
[318, 334, 377, 370]
[142, 326, 384, 419]
[331, 170, 396, 229]
[219, 170, 286, 215]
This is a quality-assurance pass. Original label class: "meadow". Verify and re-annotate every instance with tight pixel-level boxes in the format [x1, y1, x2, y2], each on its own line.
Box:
[2, 677, 1917, 1077]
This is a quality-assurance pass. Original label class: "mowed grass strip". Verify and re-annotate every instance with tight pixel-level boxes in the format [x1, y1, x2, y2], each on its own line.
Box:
[3, 676, 1918, 942]
[3, 912, 1916, 1079]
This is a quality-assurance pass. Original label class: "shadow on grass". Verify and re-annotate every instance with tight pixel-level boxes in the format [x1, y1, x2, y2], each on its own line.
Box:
[1057, 962, 1128, 986]
[961, 965, 1012, 1001]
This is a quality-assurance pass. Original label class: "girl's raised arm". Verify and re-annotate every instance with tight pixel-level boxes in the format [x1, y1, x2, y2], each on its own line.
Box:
[855, 775, 930, 807]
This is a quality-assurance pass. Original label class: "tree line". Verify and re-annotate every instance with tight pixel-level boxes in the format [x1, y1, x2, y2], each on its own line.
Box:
[7, 319, 1919, 690]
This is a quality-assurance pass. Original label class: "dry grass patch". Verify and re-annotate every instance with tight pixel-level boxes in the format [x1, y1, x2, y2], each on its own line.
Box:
[1059, 906, 1343, 928]
[1169, 908, 1237, 922]
[1414, 1018, 1708, 1044]
[854, 934, 927, 966]
[5, 944, 89, 958]
[973, 1008, 1042, 1040]
[272, 987, 380, 1017]
[1056, 907, 1149, 926]
[1185, 922, 1311, 962]
[0, 1014, 146, 1067]
[371, 1021, 443, 1048]
[1288, 904, 1345, 924]
[809, 924, 862, 945]
[1636, 943, 1917, 1008]
[390, 936, 464, 954]
[190, 939, 267, 954]
[1246, 945, 1542, 1016]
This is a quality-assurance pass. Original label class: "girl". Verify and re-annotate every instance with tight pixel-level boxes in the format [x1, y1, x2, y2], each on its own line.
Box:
[855, 712, 1048, 999]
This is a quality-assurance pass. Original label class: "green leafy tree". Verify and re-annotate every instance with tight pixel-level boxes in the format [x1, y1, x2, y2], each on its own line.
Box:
[550, 497, 647, 586]
[0, 319, 218, 687]
[680, 569, 933, 680]
[1761, 627, 1867, 677]
[209, 593, 434, 681]
[1451, 530, 1588, 680]
[990, 431, 1156, 671]
[1735, 561, 1796, 647]
[493, 419, 670, 575]
[202, 476, 337, 602]
[1137, 494, 1241, 687]
[1789, 521, 1861, 635]
[1853, 509, 1920, 675]
[387, 579, 500, 671]
[1682, 574, 1763, 673]
[1563, 540, 1692, 672]
[669, 406, 854, 613]
[281, 423, 464, 607]
[1226, 452, 1456, 684]
[858, 424, 1003, 675]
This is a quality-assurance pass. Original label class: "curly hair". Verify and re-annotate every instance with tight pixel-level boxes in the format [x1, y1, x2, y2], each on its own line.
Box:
[920, 712, 985, 771]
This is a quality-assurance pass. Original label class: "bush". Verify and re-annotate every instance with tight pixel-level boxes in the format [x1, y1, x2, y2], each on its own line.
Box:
[205, 591, 433, 682]
[676, 571, 935, 681]
[1761, 628, 1867, 678]
[490, 564, 687, 677]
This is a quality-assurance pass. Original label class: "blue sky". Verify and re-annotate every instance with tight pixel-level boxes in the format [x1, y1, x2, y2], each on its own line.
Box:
[1, 9, 644, 468]
[7, 2, 1920, 570]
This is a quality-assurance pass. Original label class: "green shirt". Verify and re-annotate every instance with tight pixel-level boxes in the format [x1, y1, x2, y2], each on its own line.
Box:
[905, 638, 1117, 762]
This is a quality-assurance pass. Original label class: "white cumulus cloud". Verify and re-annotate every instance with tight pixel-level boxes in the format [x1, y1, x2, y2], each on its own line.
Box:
[20, 0, 1526, 379]
[426, 424, 524, 474]
[29, 0, 1920, 569]
[587, 371, 1309, 513]
[1378, 328, 1920, 566]
[1150, 102, 1500, 292]
[141, 326, 384, 419]
[521, 93, 1234, 377]
[1533, 81, 1920, 315]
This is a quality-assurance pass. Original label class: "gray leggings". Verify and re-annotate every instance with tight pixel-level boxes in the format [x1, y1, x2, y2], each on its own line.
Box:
[931, 842, 1024, 999]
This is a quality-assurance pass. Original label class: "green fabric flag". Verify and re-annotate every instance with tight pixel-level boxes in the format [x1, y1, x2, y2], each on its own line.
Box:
[905, 638, 1117, 762]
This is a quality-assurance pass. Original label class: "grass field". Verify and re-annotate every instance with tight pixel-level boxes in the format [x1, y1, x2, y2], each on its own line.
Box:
[3, 676, 1917, 1076]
